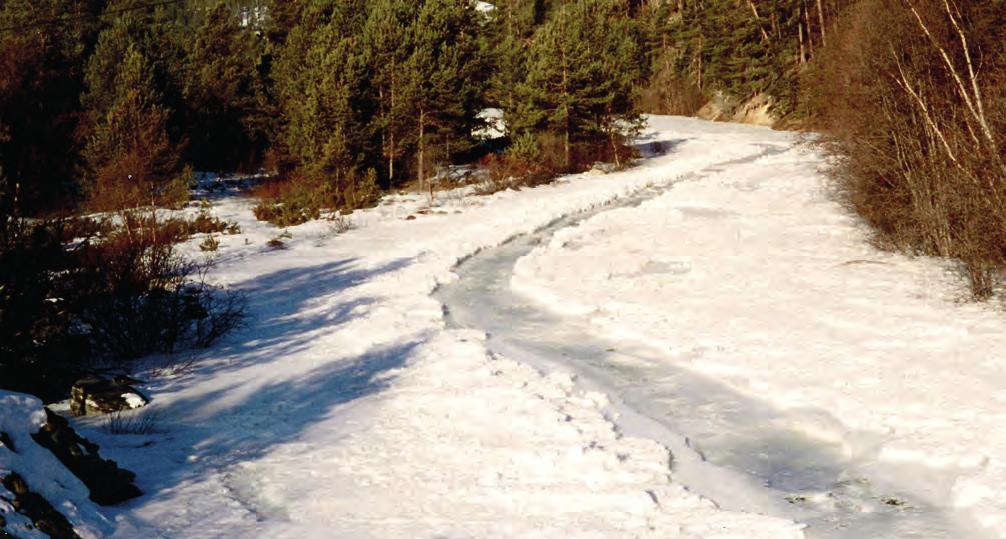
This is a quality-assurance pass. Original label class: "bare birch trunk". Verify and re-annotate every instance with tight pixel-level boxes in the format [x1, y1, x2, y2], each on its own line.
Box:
[747, 0, 770, 43]
[816, 0, 827, 47]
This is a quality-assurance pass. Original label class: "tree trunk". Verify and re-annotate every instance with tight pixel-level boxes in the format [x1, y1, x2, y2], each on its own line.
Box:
[390, 69, 397, 182]
[561, 48, 571, 171]
[609, 129, 620, 168]
[804, 3, 814, 59]
[418, 106, 426, 201]
[697, 35, 704, 91]
[798, 13, 807, 66]
[816, 0, 827, 48]
[746, 0, 770, 43]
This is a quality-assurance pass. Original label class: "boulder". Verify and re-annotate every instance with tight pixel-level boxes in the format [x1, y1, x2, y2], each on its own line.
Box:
[32, 409, 142, 505]
[70, 377, 148, 417]
[0, 472, 80, 539]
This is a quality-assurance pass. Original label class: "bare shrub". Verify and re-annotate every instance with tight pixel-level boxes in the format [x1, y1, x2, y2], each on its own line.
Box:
[1, 206, 245, 399]
[104, 409, 159, 435]
[73, 215, 246, 359]
[328, 212, 354, 234]
[199, 235, 220, 252]
[806, 0, 1006, 299]
[253, 170, 379, 227]
[477, 129, 641, 196]
[252, 173, 325, 226]
[150, 354, 199, 378]
[478, 133, 577, 194]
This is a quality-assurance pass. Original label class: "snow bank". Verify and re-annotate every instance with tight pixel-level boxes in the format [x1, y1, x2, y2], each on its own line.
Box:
[512, 137, 1006, 535]
[0, 391, 114, 538]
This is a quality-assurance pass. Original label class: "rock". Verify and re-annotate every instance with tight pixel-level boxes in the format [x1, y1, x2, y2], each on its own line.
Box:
[70, 377, 148, 417]
[697, 91, 778, 127]
[0, 472, 81, 539]
[731, 93, 776, 126]
[0, 432, 13, 452]
[32, 409, 142, 506]
[696, 90, 737, 122]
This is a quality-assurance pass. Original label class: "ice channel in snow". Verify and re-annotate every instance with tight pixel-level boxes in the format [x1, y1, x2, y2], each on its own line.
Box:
[435, 156, 991, 538]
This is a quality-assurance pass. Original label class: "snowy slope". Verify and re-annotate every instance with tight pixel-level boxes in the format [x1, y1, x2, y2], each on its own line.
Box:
[64, 116, 804, 538]
[513, 135, 1006, 535]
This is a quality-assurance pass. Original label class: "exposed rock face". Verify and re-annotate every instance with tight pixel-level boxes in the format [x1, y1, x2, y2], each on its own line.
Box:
[0, 472, 80, 539]
[70, 377, 148, 417]
[697, 91, 778, 127]
[732, 93, 776, 126]
[31, 409, 142, 506]
[696, 91, 736, 122]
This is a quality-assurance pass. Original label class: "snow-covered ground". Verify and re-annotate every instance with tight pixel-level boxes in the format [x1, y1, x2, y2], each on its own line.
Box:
[512, 128, 1006, 536]
[44, 116, 802, 538]
[21, 115, 999, 538]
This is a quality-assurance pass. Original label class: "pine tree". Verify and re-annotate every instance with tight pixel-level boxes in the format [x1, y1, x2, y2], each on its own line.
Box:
[82, 41, 188, 210]
[270, 1, 378, 207]
[489, 0, 548, 129]
[184, 2, 267, 170]
[519, 0, 643, 169]
[0, 0, 104, 213]
[403, 0, 487, 197]
[362, 0, 417, 186]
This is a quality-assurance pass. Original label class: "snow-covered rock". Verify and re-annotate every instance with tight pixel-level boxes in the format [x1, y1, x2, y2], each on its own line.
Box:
[0, 391, 115, 539]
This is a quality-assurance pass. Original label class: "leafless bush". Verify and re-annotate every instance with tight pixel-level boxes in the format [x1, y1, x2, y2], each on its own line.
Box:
[477, 132, 636, 195]
[150, 354, 199, 378]
[328, 212, 354, 234]
[252, 170, 379, 227]
[74, 215, 246, 358]
[104, 409, 159, 435]
[807, 0, 1006, 299]
[199, 235, 220, 252]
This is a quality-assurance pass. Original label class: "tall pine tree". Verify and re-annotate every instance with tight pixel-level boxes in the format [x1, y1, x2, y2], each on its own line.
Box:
[519, 0, 643, 169]
[0, 0, 103, 213]
[82, 38, 188, 210]
[404, 0, 487, 196]
[184, 2, 268, 171]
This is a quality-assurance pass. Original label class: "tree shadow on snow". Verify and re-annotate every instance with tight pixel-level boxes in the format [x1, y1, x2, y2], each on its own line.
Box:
[97, 257, 424, 514]
[176, 257, 414, 378]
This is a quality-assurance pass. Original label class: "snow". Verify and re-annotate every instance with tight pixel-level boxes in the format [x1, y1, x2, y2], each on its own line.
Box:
[0, 391, 115, 539]
[44, 116, 805, 538]
[121, 392, 147, 410]
[26, 114, 1004, 537]
[475, 107, 506, 140]
[512, 130, 1006, 536]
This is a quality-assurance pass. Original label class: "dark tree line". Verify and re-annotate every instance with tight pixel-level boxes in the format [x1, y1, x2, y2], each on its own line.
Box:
[5, 0, 1006, 400]
[0, 0, 652, 218]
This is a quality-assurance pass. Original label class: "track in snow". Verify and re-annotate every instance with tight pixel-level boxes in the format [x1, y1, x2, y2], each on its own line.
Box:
[434, 154, 987, 539]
